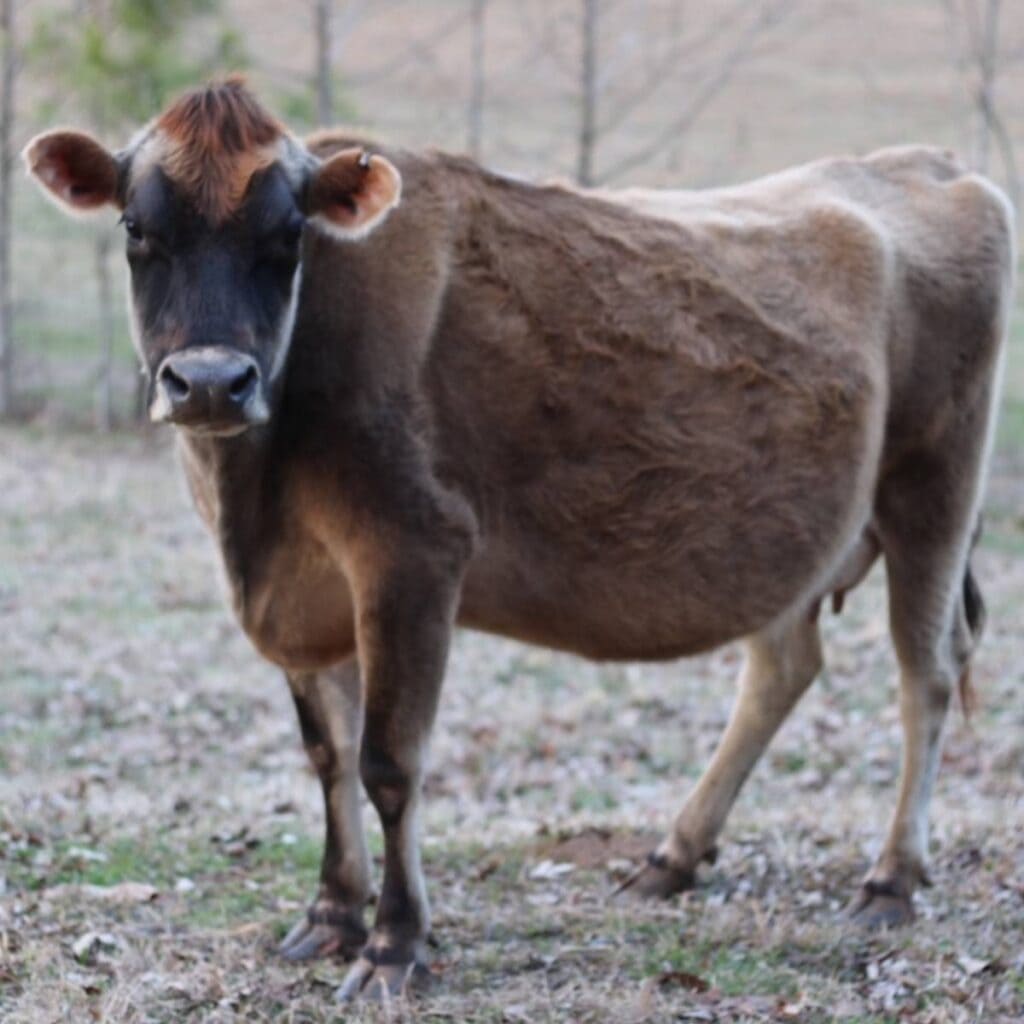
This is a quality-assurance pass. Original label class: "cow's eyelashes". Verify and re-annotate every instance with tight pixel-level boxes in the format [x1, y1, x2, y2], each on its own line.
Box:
[119, 213, 144, 242]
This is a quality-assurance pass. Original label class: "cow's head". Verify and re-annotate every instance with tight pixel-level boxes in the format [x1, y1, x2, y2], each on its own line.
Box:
[23, 77, 401, 436]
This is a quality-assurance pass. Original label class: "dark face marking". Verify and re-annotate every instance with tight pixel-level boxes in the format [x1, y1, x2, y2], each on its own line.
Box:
[125, 162, 304, 434]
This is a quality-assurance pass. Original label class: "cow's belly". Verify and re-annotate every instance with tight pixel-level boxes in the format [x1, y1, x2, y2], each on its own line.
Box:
[459, 487, 871, 660]
[458, 378, 885, 659]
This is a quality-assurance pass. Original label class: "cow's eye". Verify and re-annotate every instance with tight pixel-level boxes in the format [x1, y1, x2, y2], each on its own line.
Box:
[120, 214, 143, 242]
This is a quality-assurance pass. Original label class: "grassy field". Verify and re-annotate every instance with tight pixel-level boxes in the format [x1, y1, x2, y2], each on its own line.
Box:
[0, 424, 1022, 1023]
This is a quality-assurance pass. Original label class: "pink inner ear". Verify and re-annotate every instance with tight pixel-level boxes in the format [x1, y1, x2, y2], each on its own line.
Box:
[309, 149, 401, 236]
[25, 132, 120, 211]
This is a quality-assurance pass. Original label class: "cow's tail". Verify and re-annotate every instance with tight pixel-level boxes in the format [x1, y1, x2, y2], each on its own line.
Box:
[956, 519, 987, 719]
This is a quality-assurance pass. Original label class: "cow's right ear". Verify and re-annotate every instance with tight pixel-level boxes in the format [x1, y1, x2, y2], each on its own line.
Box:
[22, 130, 122, 214]
[305, 147, 402, 241]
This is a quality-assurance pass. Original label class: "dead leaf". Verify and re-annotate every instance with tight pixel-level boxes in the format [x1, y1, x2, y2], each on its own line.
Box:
[71, 931, 118, 963]
[654, 970, 712, 993]
[957, 953, 996, 976]
[528, 859, 574, 881]
[47, 881, 158, 905]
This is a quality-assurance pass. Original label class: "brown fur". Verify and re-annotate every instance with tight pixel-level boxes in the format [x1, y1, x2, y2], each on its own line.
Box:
[184, 134, 1012, 982]
[24, 83, 1015, 994]
[156, 75, 282, 222]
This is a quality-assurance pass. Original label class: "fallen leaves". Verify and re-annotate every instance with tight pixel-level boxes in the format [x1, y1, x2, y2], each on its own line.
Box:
[47, 881, 158, 906]
[70, 930, 118, 964]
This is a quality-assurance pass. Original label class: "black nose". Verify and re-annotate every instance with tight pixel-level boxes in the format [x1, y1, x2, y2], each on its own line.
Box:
[153, 347, 266, 430]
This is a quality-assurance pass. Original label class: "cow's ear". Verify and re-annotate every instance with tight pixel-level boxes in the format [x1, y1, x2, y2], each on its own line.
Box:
[22, 130, 122, 214]
[306, 148, 401, 240]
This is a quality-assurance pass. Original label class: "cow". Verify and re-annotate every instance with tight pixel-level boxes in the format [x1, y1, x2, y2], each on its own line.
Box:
[23, 77, 1013, 1000]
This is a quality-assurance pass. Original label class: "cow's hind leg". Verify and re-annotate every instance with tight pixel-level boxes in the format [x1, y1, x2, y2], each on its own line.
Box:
[279, 661, 371, 960]
[622, 609, 823, 898]
[850, 456, 988, 928]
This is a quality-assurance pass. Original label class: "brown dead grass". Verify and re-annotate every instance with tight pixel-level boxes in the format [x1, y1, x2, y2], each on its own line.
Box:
[0, 427, 1022, 1023]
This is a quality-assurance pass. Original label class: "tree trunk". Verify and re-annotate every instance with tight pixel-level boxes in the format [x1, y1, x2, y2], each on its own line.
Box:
[94, 229, 116, 431]
[972, 0, 1000, 174]
[467, 0, 486, 160]
[315, 0, 334, 127]
[576, 0, 599, 186]
[0, 0, 15, 419]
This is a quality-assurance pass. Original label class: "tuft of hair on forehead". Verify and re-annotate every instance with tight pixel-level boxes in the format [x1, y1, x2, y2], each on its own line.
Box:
[155, 75, 283, 223]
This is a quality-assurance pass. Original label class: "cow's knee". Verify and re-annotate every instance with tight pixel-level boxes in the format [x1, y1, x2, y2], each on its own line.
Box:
[360, 743, 418, 825]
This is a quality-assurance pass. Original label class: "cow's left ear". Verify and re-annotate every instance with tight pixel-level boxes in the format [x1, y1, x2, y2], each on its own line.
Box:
[22, 130, 122, 214]
[306, 148, 401, 240]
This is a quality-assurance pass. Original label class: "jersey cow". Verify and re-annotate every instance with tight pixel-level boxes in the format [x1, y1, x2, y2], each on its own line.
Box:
[24, 78, 1013, 1000]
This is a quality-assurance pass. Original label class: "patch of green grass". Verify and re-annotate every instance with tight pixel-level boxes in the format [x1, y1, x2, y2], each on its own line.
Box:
[247, 832, 324, 877]
[623, 923, 800, 997]
[569, 785, 619, 813]
[51, 835, 233, 888]
[774, 751, 809, 774]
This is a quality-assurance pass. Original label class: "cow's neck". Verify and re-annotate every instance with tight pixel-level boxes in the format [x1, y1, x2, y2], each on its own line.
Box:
[177, 426, 278, 608]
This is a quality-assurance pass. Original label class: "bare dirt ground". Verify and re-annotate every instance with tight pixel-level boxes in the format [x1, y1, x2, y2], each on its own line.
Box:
[1, 427, 1022, 1023]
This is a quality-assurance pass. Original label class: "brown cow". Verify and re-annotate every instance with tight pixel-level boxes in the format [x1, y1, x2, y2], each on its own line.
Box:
[23, 78, 1013, 1000]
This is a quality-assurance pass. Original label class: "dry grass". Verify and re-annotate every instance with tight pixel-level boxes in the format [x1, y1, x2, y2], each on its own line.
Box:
[0, 427, 1023, 1023]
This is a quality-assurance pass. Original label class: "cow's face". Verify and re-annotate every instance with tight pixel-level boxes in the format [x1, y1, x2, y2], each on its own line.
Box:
[23, 79, 401, 437]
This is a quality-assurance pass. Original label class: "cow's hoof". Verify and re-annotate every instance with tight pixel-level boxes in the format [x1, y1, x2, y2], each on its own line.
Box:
[336, 952, 432, 1002]
[614, 850, 699, 900]
[848, 879, 916, 929]
[279, 903, 367, 961]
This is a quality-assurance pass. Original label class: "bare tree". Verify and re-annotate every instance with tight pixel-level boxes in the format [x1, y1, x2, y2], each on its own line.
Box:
[577, 0, 599, 185]
[467, 0, 487, 160]
[0, 0, 15, 419]
[943, 0, 1020, 209]
[84, 0, 118, 431]
[315, 0, 334, 126]
[572, 0, 797, 187]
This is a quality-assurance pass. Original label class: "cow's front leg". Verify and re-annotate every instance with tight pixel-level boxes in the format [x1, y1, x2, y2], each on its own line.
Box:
[280, 661, 371, 960]
[337, 548, 463, 1001]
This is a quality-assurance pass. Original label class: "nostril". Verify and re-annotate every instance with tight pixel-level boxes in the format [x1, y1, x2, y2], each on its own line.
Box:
[229, 364, 259, 402]
[160, 363, 190, 401]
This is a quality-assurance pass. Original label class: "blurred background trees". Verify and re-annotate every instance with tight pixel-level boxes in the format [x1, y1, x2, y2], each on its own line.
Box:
[2, 0, 1023, 431]
[0, 0, 16, 420]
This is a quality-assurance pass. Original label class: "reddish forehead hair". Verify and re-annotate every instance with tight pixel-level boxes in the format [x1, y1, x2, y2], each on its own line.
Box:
[155, 77, 283, 223]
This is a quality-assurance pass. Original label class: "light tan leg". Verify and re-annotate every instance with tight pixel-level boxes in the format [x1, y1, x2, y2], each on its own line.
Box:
[280, 661, 372, 960]
[622, 609, 823, 898]
[851, 485, 983, 926]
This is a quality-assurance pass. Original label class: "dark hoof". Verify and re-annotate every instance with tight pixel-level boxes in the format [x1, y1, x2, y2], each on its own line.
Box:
[279, 903, 367, 962]
[336, 949, 433, 1002]
[849, 879, 916, 930]
[614, 850, 705, 901]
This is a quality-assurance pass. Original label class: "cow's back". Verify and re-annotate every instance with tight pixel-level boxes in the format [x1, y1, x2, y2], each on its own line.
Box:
[604, 146, 1015, 454]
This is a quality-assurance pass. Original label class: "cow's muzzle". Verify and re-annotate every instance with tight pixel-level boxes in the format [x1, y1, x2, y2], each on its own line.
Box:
[151, 346, 269, 434]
